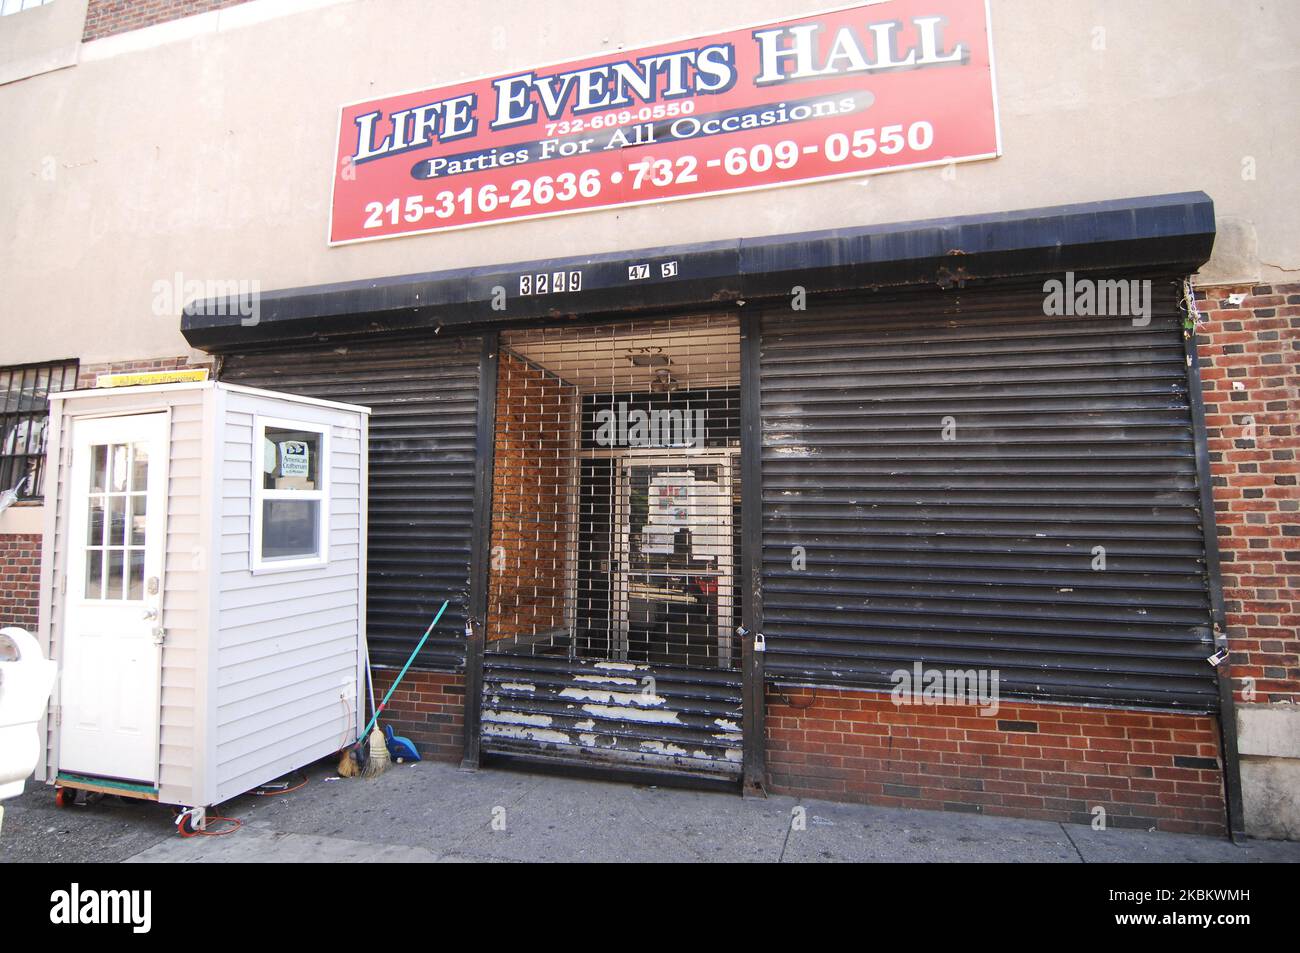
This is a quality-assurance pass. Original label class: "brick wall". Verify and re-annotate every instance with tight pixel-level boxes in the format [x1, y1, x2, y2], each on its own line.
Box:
[83, 0, 253, 42]
[0, 533, 41, 630]
[370, 668, 465, 763]
[1194, 282, 1300, 705]
[76, 356, 212, 389]
[486, 353, 578, 642]
[767, 687, 1227, 835]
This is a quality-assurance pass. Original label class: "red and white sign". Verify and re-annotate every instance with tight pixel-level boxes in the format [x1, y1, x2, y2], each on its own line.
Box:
[329, 0, 1000, 245]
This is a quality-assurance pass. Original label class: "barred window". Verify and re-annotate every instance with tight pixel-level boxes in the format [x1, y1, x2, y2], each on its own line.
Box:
[1, 360, 78, 501]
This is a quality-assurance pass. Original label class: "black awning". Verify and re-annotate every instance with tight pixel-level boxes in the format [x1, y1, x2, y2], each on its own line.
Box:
[182, 191, 1216, 351]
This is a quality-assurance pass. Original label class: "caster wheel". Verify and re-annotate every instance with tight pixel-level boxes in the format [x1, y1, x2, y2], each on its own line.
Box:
[55, 787, 77, 808]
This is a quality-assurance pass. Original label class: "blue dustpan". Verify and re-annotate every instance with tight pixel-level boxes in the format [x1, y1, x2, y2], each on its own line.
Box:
[384, 723, 421, 763]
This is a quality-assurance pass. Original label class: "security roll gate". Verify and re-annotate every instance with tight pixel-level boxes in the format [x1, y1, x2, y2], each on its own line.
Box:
[481, 656, 744, 779]
[480, 314, 745, 776]
[757, 277, 1220, 710]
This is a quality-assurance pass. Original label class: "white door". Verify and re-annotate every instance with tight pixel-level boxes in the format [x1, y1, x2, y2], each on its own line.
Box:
[59, 413, 167, 783]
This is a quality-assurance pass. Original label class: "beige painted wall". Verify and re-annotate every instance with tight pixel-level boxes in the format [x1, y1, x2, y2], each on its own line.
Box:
[0, 0, 86, 86]
[1, 0, 1297, 368]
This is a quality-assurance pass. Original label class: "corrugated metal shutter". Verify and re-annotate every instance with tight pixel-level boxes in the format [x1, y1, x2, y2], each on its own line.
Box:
[220, 336, 482, 669]
[480, 655, 743, 779]
[758, 278, 1218, 710]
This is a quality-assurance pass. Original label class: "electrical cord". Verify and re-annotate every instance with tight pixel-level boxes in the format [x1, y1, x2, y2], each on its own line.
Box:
[176, 766, 308, 839]
[338, 694, 354, 750]
[177, 815, 242, 837]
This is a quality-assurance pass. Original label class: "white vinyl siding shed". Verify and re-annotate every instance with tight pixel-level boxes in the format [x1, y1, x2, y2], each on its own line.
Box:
[37, 381, 370, 811]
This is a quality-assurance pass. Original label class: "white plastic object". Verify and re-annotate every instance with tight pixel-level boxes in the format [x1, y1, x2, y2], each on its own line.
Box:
[0, 627, 58, 801]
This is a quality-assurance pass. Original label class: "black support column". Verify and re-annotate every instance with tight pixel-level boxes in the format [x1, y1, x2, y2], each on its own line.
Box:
[462, 332, 499, 770]
[739, 309, 767, 796]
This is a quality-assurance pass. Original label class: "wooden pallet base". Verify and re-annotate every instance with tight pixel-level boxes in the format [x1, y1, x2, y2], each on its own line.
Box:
[56, 772, 160, 801]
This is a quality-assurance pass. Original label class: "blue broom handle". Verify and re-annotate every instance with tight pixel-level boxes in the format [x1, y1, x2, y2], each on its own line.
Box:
[358, 599, 449, 743]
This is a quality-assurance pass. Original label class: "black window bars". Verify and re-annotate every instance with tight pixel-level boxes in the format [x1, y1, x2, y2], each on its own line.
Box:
[0, 360, 79, 500]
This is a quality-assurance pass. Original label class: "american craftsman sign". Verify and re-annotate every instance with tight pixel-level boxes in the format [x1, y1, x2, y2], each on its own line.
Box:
[329, 0, 999, 245]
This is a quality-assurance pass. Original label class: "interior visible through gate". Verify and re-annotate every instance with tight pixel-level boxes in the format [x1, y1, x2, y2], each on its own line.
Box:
[487, 314, 742, 670]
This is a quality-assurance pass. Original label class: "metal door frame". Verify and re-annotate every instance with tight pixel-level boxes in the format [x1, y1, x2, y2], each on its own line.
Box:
[462, 333, 498, 771]
[738, 311, 766, 795]
[466, 317, 757, 781]
[610, 449, 737, 667]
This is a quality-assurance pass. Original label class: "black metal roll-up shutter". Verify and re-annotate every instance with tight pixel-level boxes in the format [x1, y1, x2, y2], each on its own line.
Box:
[758, 277, 1218, 710]
[220, 335, 482, 669]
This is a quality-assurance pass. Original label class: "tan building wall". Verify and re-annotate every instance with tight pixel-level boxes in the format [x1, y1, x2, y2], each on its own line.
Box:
[0, 0, 1297, 371]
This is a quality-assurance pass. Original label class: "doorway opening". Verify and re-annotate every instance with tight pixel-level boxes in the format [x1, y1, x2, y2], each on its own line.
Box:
[486, 314, 741, 668]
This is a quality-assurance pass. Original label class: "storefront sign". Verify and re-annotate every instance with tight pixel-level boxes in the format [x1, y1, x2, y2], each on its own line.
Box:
[329, 0, 1000, 245]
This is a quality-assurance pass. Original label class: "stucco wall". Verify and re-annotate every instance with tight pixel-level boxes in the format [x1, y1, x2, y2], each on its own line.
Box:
[0, 0, 87, 86]
[0, 0, 1297, 368]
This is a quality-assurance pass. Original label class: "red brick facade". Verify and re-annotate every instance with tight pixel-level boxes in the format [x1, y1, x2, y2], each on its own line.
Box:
[83, 0, 253, 42]
[486, 353, 578, 643]
[370, 668, 465, 763]
[0, 533, 41, 631]
[1193, 282, 1300, 705]
[767, 687, 1227, 835]
[76, 356, 212, 390]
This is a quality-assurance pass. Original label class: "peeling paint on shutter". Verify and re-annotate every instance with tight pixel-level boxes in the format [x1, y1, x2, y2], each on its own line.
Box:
[480, 654, 743, 779]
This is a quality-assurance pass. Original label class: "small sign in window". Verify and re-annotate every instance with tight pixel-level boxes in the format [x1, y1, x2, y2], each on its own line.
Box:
[279, 440, 309, 478]
[255, 420, 328, 569]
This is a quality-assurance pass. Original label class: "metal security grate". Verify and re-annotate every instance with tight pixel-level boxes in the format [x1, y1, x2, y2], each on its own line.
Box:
[758, 278, 1219, 710]
[0, 360, 78, 500]
[488, 315, 742, 670]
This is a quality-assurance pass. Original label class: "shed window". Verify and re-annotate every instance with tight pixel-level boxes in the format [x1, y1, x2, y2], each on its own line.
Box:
[0, 360, 78, 500]
[253, 417, 328, 571]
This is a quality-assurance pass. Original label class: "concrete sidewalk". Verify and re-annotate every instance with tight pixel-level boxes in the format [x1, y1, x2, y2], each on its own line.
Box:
[2, 758, 1297, 863]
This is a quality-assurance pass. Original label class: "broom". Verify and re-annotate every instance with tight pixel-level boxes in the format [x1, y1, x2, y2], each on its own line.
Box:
[342, 600, 450, 780]
[337, 639, 377, 778]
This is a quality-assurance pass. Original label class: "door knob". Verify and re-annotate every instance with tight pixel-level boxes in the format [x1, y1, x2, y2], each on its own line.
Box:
[142, 608, 158, 620]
